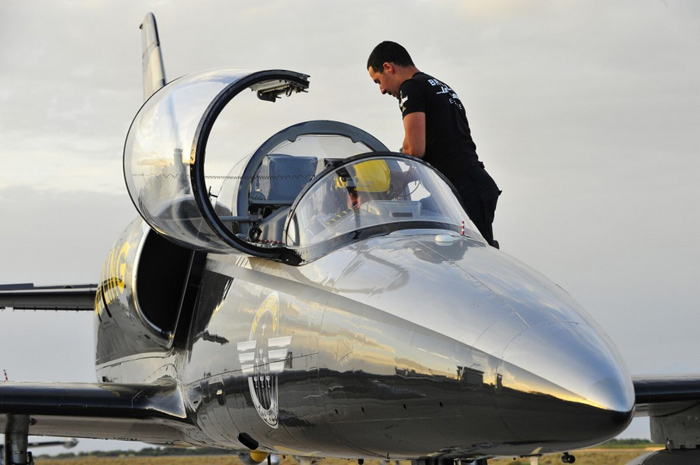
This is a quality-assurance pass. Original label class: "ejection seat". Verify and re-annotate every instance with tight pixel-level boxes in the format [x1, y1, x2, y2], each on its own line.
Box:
[249, 154, 318, 243]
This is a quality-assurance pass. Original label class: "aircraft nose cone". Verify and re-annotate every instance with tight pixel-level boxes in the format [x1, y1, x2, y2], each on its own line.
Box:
[495, 321, 634, 447]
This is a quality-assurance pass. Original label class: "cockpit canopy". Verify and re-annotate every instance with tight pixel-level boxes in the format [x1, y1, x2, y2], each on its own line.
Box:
[123, 68, 481, 264]
[285, 154, 472, 252]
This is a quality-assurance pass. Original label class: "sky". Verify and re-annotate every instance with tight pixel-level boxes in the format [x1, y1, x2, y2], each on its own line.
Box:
[0, 0, 699, 453]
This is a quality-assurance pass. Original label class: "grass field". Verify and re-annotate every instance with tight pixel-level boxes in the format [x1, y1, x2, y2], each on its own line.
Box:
[34, 449, 660, 465]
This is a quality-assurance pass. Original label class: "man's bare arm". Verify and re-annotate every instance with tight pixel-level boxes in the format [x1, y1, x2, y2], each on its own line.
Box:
[402, 112, 426, 157]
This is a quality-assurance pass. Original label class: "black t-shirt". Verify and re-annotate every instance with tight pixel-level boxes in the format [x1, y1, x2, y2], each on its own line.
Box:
[399, 72, 479, 185]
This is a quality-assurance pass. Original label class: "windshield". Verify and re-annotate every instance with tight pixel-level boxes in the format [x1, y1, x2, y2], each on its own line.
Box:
[285, 154, 478, 249]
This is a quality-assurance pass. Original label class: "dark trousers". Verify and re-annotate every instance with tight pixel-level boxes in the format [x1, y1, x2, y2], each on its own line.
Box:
[453, 167, 500, 248]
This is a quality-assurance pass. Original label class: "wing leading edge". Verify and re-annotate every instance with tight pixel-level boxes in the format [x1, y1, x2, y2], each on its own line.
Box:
[0, 381, 194, 445]
[633, 375, 700, 449]
[0, 284, 97, 311]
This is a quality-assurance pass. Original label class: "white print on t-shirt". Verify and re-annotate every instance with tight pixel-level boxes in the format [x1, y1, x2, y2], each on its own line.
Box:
[448, 93, 464, 110]
[399, 94, 409, 111]
[428, 79, 464, 110]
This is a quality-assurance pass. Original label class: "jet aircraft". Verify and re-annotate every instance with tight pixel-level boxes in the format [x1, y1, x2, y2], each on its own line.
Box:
[1, 13, 699, 465]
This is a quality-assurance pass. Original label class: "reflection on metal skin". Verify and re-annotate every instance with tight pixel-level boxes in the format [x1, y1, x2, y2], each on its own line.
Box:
[496, 322, 634, 453]
[173, 231, 634, 460]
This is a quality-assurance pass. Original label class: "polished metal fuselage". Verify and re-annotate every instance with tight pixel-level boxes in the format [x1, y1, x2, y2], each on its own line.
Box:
[96, 227, 634, 460]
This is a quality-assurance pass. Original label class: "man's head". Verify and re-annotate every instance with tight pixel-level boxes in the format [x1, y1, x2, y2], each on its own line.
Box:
[367, 41, 417, 98]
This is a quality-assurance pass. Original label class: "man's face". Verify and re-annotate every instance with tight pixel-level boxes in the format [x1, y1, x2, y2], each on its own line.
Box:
[368, 63, 400, 98]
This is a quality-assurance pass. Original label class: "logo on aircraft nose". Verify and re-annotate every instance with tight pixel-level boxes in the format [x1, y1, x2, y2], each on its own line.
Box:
[237, 292, 292, 428]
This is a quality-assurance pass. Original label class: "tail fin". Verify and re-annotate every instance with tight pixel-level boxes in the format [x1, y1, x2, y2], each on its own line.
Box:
[139, 13, 167, 101]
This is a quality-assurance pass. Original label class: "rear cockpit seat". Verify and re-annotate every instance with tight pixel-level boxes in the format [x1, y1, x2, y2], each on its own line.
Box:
[250, 154, 318, 206]
[250, 154, 318, 243]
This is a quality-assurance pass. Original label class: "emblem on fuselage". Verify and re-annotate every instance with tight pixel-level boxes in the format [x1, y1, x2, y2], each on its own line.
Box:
[237, 292, 292, 428]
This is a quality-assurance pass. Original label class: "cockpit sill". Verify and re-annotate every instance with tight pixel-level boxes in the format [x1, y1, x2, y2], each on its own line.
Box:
[269, 221, 470, 265]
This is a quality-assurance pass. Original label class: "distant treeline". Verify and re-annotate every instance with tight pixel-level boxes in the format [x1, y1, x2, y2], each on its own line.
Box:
[38, 439, 657, 459]
[600, 438, 657, 448]
[40, 447, 237, 459]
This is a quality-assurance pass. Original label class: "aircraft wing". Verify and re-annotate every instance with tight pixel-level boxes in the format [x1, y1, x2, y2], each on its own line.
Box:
[0, 380, 194, 445]
[0, 284, 97, 311]
[0, 283, 195, 445]
[633, 375, 700, 448]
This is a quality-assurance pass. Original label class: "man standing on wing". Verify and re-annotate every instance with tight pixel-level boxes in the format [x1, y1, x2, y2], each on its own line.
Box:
[367, 41, 501, 248]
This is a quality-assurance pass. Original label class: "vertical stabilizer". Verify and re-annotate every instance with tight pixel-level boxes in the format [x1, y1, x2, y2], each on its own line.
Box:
[139, 13, 166, 101]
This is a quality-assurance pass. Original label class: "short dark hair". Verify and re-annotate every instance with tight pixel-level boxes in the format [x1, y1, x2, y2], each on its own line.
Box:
[367, 41, 415, 72]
